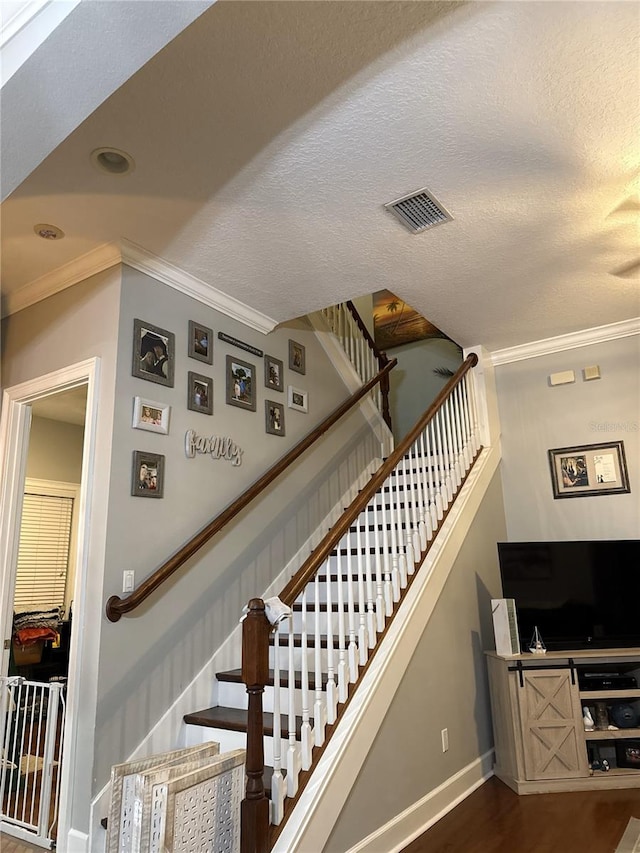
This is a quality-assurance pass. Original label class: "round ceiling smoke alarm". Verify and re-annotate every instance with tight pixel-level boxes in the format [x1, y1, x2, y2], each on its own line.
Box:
[34, 224, 65, 240]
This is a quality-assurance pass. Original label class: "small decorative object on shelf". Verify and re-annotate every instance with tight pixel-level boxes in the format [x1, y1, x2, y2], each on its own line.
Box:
[594, 700, 610, 731]
[529, 626, 546, 654]
[583, 706, 595, 731]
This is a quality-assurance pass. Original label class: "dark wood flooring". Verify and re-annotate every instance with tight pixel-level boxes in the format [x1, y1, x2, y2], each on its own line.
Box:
[402, 776, 640, 853]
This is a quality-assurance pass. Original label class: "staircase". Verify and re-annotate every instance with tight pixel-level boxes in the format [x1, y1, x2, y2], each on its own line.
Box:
[181, 354, 482, 851]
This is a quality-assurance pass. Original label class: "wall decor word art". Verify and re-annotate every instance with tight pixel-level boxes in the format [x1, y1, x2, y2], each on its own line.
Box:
[265, 400, 285, 436]
[548, 441, 630, 499]
[218, 332, 263, 357]
[185, 429, 243, 466]
[132, 397, 171, 434]
[131, 450, 165, 497]
[187, 371, 213, 415]
[287, 386, 308, 413]
[188, 320, 213, 365]
[132, 319, 175, 387]
[226, 355, 256, 411]
[264, 354, 284, 392]
[289, 339, 306, 374]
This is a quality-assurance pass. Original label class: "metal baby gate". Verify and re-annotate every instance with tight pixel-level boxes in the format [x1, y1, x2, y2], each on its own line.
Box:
[0, 677, 66, 849]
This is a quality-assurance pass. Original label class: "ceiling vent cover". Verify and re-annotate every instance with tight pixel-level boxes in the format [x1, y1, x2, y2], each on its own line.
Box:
[384, 188, 452, 234]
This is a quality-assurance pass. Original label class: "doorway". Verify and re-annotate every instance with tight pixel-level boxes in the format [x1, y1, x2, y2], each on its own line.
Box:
[0, 360, 98, 850]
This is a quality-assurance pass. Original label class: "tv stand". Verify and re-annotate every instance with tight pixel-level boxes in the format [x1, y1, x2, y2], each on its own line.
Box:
[486, 648, 640, 794]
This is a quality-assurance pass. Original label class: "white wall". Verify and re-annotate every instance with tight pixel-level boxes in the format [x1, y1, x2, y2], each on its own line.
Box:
[495, 335, 640, 541]
[389, 337, 463, 440]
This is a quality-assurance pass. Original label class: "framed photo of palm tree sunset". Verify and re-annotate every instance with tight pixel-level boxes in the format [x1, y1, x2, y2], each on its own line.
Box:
[372, 289, 448, 351]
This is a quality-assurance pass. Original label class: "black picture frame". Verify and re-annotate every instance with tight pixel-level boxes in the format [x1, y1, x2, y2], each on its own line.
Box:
[289, 339, 306, 375]
[264, 355, 284, 392]
[132, 319, 175, 387]
[225, 355, 256, 411]
[131, 450, 165, 498]
[615, 739, 640, 769]
[548, 441, 630, 499]
[188, 320, 213, 365]
[187, 371, 213, 415]
[265, 400, 285, 436]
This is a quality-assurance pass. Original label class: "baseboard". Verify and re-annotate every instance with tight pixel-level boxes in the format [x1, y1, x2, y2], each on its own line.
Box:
[347, 751, 494, 853]
[63, 828, 91, 853]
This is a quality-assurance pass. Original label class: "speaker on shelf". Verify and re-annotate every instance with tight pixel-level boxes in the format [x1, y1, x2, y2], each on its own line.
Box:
[491, 598, 521, 656]
[609, 702, 639, 729]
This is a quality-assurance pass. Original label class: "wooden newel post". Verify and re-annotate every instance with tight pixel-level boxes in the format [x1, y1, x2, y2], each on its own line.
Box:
[241, 598, 271, 853]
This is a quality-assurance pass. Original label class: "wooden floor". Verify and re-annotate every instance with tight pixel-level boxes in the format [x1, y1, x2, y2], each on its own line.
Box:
[402, 776, 640, 853]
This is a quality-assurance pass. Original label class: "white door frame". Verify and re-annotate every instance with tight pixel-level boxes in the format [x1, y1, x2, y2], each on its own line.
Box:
[0, 357, 101, 850]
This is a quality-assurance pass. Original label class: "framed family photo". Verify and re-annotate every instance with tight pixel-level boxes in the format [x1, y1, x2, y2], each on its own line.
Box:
[548, 441, 630, 499]
[187, 371, 213, 415]
[287, 386, 308, 413]
[188, 320, 213, 365]
[265, 400, 285, 436]
[226, 355, 256, 411]
[132, 319, 175, 387]
[132, 397, 171, 434]
[289, 339, 306, 375]
[264, 354, 284, 392]
[131, 450, 165, 498]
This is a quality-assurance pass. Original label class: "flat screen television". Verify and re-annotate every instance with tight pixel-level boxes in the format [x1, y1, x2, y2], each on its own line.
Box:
[498, 540, 640, 652]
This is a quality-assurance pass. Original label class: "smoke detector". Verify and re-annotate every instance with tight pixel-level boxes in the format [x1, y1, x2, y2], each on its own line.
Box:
[384, 187, 452, 234]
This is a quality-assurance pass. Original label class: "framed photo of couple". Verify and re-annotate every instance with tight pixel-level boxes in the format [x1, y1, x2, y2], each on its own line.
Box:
[132, 319, 175, 387]
[548, 441, 630, 499]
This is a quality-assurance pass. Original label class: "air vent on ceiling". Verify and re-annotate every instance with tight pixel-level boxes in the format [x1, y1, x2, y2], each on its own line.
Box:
[384, 188, 452, 234]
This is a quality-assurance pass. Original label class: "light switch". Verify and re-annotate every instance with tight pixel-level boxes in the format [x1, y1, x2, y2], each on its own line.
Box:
[123, 570, 135, 593]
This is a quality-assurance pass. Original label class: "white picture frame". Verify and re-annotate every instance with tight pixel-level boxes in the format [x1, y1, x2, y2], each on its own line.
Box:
[287, 385, 308, 413]
[132, 397, 171, 434]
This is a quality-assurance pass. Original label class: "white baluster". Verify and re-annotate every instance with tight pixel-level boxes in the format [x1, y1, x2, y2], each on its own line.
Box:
[364, 502, 376, 646]
[436, 409, 452, 506]
[459, 380, 472, 470]
[356, 518, 368, 665]
[325, 553, 337, 724]
[387, 472, 401, 601]
[271, 625, 285, 823]
[431, 419, 445, 519]
[401, 457, 416, 573]
[346, 535, 358, 683]
[300, 590, 312, 770]
[418, 430, 434, 543]
[445, 397, 462, 489]
[286, 622, 300, 797]
[379, 489, 394, 612]
[410, 439, 427, 553]
[452, 383, 467, 475]
[372, 494, 385, 631]
[314, 573, 326, 746]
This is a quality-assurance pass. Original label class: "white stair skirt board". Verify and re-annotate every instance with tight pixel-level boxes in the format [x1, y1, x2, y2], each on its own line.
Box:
[346, 751, 494, 853]
[346, 749, 493, 853]
[272, 444, 500, 853]
[89, 457, 383, 841]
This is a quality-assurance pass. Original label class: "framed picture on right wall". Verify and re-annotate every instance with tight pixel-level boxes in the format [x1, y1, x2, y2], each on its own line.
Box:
[548, 441, 630, 499]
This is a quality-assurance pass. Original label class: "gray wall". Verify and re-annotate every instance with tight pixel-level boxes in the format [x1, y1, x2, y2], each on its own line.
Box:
[26, 416, 84, 483]
[495, 335, 640, 541]
[389, 337, 463, 441]
[94, 267, 383, 789]
[324, 468, 507, 852]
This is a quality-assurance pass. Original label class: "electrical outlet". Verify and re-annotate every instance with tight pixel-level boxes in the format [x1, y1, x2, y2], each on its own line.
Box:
[123, 570, 135, 593]
[441, 728, 449, 752]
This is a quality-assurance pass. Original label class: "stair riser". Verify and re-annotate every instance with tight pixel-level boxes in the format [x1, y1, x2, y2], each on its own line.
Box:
[218, 680, 340, 716]
[184, 724, 278, 767]
[294, 576, 394, 605]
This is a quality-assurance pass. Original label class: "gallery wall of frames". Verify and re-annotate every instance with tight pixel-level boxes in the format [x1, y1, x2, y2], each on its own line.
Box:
[130, 317, 309, 498]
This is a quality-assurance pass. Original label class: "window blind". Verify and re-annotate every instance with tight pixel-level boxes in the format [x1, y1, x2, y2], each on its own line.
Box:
[14, 492, 74, 613]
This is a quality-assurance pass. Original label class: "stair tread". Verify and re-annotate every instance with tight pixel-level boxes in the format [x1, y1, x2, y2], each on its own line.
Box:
[217, 668, 329, 689]
[184, 706, 313, 736]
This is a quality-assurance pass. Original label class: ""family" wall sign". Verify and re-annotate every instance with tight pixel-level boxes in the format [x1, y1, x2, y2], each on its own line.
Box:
[185, 429, 244, 467]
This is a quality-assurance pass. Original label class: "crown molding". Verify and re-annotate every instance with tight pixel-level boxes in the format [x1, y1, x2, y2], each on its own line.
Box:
[120, 240, 277, 335]
[2, 240, 278, 334]
[491, 317, 640, 366]
[2, 242, 122, 318]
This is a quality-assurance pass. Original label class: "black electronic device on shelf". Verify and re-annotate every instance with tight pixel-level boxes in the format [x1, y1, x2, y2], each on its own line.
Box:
[579, 671, 638, 691]
[497, 540, 640, 652]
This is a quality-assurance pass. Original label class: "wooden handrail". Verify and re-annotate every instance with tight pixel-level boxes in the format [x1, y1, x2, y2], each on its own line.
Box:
[105, 358, 397, 622]
[344, 301, 392, 429]
[279, 353, 478, 607]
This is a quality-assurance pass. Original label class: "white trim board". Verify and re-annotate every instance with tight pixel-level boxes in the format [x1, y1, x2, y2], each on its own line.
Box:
[490, 317, 640, 365]
[346, 751, 494, 853]
[2, 239, 278, 335]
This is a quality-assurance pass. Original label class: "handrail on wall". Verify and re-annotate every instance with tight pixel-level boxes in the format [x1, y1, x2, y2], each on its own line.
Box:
[105, 358, 397, 623]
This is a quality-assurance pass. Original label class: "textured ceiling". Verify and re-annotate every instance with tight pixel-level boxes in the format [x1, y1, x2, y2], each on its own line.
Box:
[1, 0, 639, 351]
